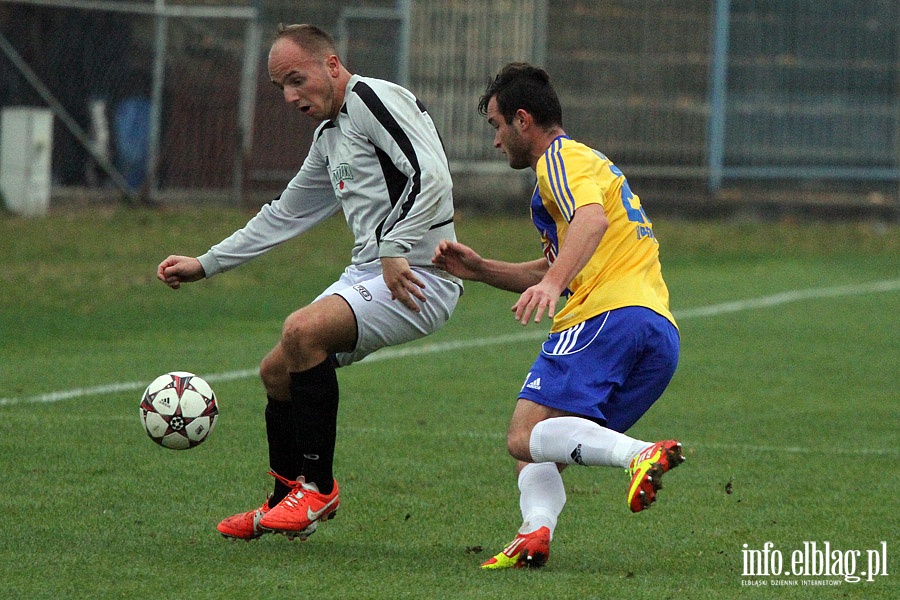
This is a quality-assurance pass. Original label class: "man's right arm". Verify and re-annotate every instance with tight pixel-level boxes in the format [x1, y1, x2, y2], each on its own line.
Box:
[194, 141, 340, 279]
[432, 240, 547, 293]
[197, 185, 339, 278]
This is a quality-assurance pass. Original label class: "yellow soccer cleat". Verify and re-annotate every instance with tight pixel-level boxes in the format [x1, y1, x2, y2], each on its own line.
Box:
[481, 527, 551, 569]
[627, 439, 684, 513]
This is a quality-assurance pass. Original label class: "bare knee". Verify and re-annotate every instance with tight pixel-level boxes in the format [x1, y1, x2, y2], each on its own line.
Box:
[279, 312, 334, 375]
[505, 399, 575, 463]
[259, 348, 289, 400]
[279, 299, 356, 372]
[281, 313, 314, 360]
[506, 426, 534, 463]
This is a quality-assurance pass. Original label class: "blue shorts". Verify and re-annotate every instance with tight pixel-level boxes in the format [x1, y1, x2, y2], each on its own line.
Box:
[518, 306, 679, 433]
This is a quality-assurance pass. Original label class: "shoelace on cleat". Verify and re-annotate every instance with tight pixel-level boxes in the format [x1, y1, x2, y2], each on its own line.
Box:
[281, 490, 306, 509]
[277, 475, 314, 510]
[267, 470, 302, 490]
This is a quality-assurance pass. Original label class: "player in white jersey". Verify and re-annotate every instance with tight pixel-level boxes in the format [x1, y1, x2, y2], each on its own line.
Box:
[157, 24, 462, 541]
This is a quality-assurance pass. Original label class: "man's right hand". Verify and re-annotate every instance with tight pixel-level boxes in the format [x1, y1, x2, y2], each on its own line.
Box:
[157, 255, 205, 289]
[432, 240, 485, 281]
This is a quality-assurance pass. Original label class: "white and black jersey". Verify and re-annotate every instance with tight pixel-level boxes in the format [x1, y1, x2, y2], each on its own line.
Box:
[197, 74, 457, 279]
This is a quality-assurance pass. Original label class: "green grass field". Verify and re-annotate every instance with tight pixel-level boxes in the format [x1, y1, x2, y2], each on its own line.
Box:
[1, 208, 898, 599]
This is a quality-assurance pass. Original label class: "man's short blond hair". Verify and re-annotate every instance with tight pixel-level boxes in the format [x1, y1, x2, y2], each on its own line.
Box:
[274, 24, 339, 59]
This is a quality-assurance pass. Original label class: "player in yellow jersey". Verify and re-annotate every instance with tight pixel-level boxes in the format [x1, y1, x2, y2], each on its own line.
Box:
[433, 63, 685, 569]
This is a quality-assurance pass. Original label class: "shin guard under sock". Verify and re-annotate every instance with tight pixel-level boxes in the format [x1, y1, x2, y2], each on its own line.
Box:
[290, 360, 339, 495]
[529, 416, 649, 468]
[265, 396, 302, 505]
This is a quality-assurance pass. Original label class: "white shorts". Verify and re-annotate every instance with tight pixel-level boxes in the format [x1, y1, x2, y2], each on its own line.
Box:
[315, 265, 462, 367]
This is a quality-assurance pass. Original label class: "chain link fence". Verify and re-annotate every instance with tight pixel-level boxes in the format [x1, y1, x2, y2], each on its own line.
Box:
[1, 0, 898, 214]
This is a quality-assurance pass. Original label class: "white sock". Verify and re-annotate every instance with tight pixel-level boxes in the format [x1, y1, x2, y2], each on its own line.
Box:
[529, 416, 650, 468]
[516, 462, 566, 539]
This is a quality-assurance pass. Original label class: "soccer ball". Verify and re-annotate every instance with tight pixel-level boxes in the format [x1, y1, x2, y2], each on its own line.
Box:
[139, 371, 219, 449]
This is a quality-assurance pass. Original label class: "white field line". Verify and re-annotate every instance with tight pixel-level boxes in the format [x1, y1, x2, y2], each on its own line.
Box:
[693, 442, 900, 457]
[1, 278, 898, 408]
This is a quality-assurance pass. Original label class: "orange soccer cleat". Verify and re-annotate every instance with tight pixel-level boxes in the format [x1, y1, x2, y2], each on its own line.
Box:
[217, 498, 273, 541]
[259, 477, 340, 539]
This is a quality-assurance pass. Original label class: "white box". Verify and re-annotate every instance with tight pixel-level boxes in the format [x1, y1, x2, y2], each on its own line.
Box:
[1, 107, 54, 217]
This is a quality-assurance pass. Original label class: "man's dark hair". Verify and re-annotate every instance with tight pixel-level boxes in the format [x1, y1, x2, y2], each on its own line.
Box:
[478, 62, 562, 129]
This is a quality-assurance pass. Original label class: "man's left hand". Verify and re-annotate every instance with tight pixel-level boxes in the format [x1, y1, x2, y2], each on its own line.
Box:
[381, 256, 426, 312]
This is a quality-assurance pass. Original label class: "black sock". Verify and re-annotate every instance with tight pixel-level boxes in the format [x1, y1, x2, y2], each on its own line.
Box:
[265, 396, 303, 505]
[289, 359, 339, 495]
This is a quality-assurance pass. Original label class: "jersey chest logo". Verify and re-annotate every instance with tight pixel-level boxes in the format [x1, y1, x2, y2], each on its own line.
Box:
[330, 162, 354, 191]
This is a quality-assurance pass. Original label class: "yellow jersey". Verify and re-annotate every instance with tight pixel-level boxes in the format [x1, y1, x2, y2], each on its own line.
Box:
[532, 136, 676, 333]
